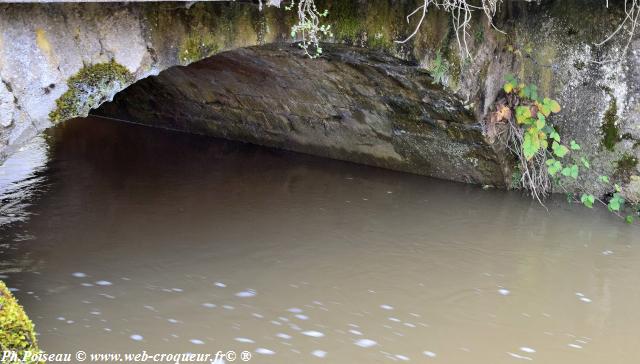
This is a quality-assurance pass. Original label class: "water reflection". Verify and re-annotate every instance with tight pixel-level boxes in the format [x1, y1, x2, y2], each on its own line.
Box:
[1, 117, 639, 363]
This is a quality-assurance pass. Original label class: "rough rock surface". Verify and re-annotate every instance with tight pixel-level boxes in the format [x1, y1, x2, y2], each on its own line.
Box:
[0, 0, 639, 196]
[96, 44, 505, 186]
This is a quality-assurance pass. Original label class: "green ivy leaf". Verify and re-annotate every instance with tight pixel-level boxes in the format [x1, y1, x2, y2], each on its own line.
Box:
[546, 159, 563, 176]
[580, 157, 590, 169]
[570, 140, 581, 150]
[536, 113, 546, 129]
[550, 131, 560, 142]
[581, 194, 595, 208]
[561, 164, 579, 179]
[615, 183, 622, 192]
[599, 175, 610, 183]
[626, 215, 635, 224]
[523, 130, 540, 160]
[570, 164, 579, 178]
[552, 141, 569, 158]
[516, 106, 532, 124]
[608, 194, 625, 212]
[539, 104, 551, 117]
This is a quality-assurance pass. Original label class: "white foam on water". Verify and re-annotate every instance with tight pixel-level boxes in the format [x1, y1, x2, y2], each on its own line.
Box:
[288, 308, 303, 313]
[235, 337, 255, 343]
[130, 334, 144, 341]
[380, 304, 394, 310]
[498, 288, 510, 296]
[202, 303, 217, 308]
[520, 347, 536, 353]
[311, 350, 327, 358]
[214, 282, 227, 288]
[349, 329, 363, 336]
[72, 272, 87, 278]
[95, 281, 112, 286]
[302, 330, 325, 338]
[235, 290, 256, 298]
[508, 352, 533, 361]
[568, 344, 583, 349]
[580, 297, 592, 303]
[190, 339, 204, 345]
[276, 333, 292, 340]
[255, 348, 275, 355]
[295, 314, 309, 320]
[423, 351, 437, 358]
[354, 339, 377, 348]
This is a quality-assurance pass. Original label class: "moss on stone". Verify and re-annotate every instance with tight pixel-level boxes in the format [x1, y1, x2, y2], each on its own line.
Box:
[615, 153, 639, 181]
[49, 60, 133, 123]
[315, 0, 404, 52]
[0, 281, 41, 363]
[179, 32, 221, 64]
[444, 47, 462, 89]
[602, 92, 620, 151]
[326, 0, 361, 43]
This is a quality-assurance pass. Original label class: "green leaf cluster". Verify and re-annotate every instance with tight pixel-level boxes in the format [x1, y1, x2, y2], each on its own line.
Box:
[429, 51, 449, 85]
[581, 194, 595, 208]
[504, 75, 565, 163]
[502, 75, 639, 224]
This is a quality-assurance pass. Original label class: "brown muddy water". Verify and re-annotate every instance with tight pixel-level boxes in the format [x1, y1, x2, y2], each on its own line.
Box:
[1, 116, 639, 363]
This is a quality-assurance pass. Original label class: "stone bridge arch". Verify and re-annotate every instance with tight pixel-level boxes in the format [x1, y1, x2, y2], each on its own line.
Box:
[0, 0, 507, 186]
[2, 0, 639, 194]
[94, 43, 506, 186]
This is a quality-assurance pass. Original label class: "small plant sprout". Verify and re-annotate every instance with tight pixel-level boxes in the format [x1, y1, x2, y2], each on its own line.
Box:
[284, 0, 333, 58]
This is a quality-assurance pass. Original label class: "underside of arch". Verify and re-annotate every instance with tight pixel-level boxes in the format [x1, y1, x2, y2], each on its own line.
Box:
[94, 44, 507, 186]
